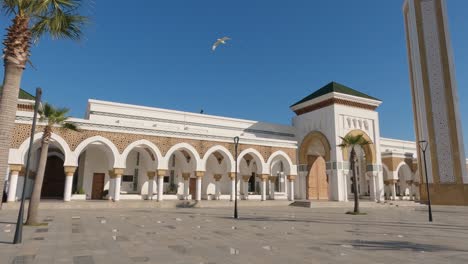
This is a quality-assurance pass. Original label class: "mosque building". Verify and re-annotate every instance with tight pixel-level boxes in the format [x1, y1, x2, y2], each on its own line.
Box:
[5, 81, 467, 205]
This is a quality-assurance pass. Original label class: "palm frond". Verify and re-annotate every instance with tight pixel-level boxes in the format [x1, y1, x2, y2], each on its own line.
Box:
[31, 11, 87, 41]
[338, 133, 372, 148]
[62, 122, 78, 131]
[26, 0, 88, 42]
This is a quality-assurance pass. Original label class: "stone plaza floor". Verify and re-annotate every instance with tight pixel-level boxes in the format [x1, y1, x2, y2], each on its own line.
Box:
[1, 204, 468, 264]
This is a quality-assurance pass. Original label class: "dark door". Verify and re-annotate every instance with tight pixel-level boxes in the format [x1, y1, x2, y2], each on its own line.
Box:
[189, 178, 196, 199]
[91, 173, 105, 199]
[41, 156, 65, 198]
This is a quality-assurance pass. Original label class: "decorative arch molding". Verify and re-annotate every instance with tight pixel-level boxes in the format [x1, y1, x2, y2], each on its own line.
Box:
[12, 132, 73, 166]
[237, 148, 265, 174]
[341, 129, 376, 164]
[73, 136, 121, 168]
[162, 142, 202, 171]
[266, 150, 296, 175]
[396, 161, 413, 181]
[299, 131, 331, 164]
[121, 139, 163, 165]
[201, 145, 235, 172]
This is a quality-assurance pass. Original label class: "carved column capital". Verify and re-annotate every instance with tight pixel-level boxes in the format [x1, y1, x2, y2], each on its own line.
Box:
[182, 173, 191, 181]
[64, 166, 77, 176]
[147, 171, 156, 179]
[9, 164, 23, 173]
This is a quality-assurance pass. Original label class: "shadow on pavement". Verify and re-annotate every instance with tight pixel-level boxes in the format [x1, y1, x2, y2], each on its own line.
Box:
[334, 240, 463, 252]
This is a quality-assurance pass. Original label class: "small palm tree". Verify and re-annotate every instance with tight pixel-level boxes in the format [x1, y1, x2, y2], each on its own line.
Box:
[25, 103, 78, 225]
[338, 134, 370, 214]
[0, 0, 87, 207]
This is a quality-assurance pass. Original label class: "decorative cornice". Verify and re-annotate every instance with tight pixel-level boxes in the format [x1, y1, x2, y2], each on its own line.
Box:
[15, 116, 297, 149]
[293, 98, 377, 115]
[89, 111, 295, 138]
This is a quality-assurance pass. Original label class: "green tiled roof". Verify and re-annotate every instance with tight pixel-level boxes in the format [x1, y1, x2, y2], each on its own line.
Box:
[291, 81, 380, 107]
[0, 86, 35, 100]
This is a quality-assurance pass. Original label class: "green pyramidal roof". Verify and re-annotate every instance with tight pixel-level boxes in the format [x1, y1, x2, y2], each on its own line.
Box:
[291, 81, 380, 107]
[0, 86, 35, 100]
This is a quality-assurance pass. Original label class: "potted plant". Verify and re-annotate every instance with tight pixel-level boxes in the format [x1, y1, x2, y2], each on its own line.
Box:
[71, 188, 86, 200]
[167, 183, 178, 194]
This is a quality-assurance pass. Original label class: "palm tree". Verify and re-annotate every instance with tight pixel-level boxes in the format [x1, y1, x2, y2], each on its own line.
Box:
[0, 0, 87, 207]
[25, 103, 78, 225]
[338, 134, 370, 214]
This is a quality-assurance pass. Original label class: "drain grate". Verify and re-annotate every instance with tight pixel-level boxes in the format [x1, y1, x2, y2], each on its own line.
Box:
[11, 255, 35, 264]
[73, 256, 94, 264]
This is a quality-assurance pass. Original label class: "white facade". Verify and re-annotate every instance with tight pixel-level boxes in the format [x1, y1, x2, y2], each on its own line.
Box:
[4, 82, 467, 204]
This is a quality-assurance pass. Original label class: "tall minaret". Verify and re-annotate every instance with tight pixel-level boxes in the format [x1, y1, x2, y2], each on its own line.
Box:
[403, 0, 467, 204]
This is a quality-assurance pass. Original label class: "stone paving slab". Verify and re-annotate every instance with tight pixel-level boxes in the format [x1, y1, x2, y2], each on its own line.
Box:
[1, 205, 468, 263]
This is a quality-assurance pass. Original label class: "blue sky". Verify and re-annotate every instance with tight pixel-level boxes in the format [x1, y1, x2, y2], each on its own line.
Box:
[1, 0, 467, 152]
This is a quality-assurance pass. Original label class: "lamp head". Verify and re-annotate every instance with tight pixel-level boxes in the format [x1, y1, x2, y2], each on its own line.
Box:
[418, 140, 428, 151]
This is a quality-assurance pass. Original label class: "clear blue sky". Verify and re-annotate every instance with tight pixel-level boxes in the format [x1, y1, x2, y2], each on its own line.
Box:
[2, 0, 467, 153]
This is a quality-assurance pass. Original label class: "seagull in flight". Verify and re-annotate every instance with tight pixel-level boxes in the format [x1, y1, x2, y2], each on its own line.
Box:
[212, 37, 231, 51]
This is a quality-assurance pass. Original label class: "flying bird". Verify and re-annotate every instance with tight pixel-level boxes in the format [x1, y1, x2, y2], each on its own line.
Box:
[212, 37, 231, 51]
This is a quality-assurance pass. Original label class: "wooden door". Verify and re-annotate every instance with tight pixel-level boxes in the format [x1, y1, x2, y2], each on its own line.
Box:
[189, 178, 196, 199]
[41, 156, 65, 198]
[91, 173, 105, 200]
[307, 155, 328, 200]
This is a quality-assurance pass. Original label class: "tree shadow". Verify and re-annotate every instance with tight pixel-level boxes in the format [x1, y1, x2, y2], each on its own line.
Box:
[175, 201, 199, 208]
[334, 240, 464, 252]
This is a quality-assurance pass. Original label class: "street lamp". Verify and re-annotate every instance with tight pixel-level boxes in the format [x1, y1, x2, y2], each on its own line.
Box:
[418, 140, 433, 222]
[13, 87, 42, 244]
[234, 136, 239, 219]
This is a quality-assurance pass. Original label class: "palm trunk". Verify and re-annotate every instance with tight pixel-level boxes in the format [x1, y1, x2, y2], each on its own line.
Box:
[0, 15, 30, 208]
[351, 147, 360, 213]
[25, 127, 51, 225]
[0, 64, 24, 207]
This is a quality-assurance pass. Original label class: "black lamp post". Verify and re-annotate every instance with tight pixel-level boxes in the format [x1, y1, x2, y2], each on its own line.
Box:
[418, 140, 433, 222]
[234, 136, 239, 219]
[13, 87, 42, 244]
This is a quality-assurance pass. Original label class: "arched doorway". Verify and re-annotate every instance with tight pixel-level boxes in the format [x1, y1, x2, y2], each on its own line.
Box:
[341, 129, 376, 200]
[41, 155, 65, 198]
[307, 156, 328, 200]
[299, 131, 331, 201]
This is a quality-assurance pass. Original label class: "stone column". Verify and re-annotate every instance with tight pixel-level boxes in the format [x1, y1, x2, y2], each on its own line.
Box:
[287, 175, 296, 201]
[367, 171, 378, 202]
[228, 172, 236, 201]
[7, 164, 22, 202]
[259, 174, 268, 201]
[343, 171, 350, 202]
[63, 166, 77, 202]
[268, 176, 276, 200]
[390, 179, 397, 201]
[242, 175, 250, 200]
[182, 173, 190, 200]
[113, 168, 124, 201]
[214, 174, 222, 200]
[195, 171, 204, 201]
[414, 182, 421, 200]
[383, 180, 389, 200]
[108, 170, 115, 200]
[147, 171, 156, 200]
[406, 180, 414, 200]
[157, 170, 167, 202]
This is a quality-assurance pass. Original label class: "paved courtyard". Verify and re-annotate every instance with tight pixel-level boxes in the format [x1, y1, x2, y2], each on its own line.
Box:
[1, 204, 468, 264]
